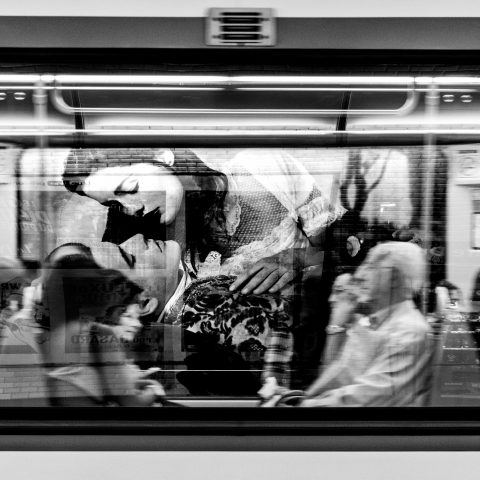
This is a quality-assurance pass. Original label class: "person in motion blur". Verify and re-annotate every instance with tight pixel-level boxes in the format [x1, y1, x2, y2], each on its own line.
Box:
[40, 243, 165, 406]
[260, 241, 434, 407]
[301, 241, 434, 407]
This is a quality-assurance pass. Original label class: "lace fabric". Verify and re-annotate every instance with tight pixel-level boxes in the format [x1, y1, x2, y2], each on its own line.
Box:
[197, 150, 346, 278]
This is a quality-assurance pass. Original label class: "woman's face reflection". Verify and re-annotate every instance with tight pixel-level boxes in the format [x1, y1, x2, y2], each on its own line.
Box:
[109, 304, 142, 342]
[82, 163, 184, 225]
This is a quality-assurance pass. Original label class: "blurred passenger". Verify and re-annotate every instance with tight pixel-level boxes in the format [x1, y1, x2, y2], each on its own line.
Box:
[321, 273, 356, 366]
[435, 280, 462, 314]
[301, 242, 433, 407]
[41, 244, 164, 406]
[0, 257, 44, 354]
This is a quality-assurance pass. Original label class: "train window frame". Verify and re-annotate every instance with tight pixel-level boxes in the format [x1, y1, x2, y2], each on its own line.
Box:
[1, 60, 480, 449]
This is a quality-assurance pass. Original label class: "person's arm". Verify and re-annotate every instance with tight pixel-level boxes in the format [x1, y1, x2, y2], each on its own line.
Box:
[302, 327, 432, 407]
[321, 326, 349, 366]
[100, 360, 159, 407]
[93, 325, 157, 407]
[228, 149, 344, 295]
[229, 240, 325, 294]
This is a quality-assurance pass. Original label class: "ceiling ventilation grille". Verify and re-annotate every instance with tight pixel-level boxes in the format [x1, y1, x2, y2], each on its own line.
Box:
[206, 8, 275, 46]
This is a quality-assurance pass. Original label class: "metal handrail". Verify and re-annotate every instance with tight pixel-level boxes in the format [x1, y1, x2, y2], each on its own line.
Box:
[50, 87, 419, 116]
[6, 73, 480, 119]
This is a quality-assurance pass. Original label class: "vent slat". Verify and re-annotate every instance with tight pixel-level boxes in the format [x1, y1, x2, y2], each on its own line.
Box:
[206, 8, 275, 46]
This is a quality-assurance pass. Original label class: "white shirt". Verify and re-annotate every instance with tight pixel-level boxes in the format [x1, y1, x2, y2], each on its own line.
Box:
[303, 300, 434, 407]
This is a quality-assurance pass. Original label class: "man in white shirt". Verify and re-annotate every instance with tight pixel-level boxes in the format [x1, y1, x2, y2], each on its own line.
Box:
[302, 241, 434, 407]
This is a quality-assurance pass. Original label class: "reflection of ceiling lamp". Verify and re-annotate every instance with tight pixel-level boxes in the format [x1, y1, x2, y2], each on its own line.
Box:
[380, 203, 396, 212]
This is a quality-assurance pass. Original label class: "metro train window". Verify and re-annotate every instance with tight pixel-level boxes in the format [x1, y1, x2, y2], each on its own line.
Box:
[0, 72, 479, 409]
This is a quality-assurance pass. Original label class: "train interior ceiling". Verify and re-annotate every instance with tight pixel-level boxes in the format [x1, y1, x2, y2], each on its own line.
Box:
[1, 63, 480, 407]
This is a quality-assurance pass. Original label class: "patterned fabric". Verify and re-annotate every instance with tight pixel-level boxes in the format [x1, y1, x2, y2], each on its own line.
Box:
[166, 275, 294, 386]
[222, 170, 289, 257]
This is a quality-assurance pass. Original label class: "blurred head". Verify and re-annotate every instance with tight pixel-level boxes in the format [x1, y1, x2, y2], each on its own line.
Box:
[42, 244, 143, 324]
[87, 236, 182, 319]
[103, 303, 142, 342]
[63, 150, 184, 225]
[0, 257, 29, 311]
[328, 273, 356, 326]
[329, 273, 353, 306]
[351, 241, 425, 315]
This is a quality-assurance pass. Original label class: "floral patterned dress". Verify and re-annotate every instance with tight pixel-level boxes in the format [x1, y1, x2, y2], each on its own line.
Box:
[166, 275, 293, 386]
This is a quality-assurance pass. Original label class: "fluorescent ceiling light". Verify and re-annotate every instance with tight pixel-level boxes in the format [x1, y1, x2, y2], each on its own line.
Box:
[2, 127, 480, 137]
[0, 75, 41, 83]
[53, 75, 232, 84]
[0, 74, 475, 90]
[54, 86, 223, 91]
[235, 76, 415, 85]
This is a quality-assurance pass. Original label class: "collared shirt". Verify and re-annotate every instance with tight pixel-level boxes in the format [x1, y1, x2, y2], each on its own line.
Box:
[303, 300, 434, 407]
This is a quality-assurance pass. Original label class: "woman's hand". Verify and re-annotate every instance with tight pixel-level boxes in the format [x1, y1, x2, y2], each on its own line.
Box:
[229, 251, 303, 295]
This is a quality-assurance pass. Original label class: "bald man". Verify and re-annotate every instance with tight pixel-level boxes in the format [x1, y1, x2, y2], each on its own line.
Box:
[302, 242, 434, 407]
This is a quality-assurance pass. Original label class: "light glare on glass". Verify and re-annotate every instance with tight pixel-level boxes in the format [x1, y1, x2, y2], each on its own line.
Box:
[13, 92, 26, 101]
[442, 94, 455, 103]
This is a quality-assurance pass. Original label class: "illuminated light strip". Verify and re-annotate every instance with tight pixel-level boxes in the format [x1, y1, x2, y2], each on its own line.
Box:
[0, 74, 42, 83]
[0, 86, 54, 90]
[54, 86, 224, 91]
[85, 129, 334, 136]
[0, 129, 333, 136]
[238, 87, 477, 93]
[417, 76, 480, 86]
[0, 74, 480, 88]
[0, 86, 221, 91]
[239, 87, 414, 92]
[0, 74, 418, 87]
[3, 128, 480, 136]
[53, 75, 233, 84]
[0, 85, 475, 93]
[53, 74, 415, 85]
[346, 129, 480, 135]
[234, 76, 416, 85]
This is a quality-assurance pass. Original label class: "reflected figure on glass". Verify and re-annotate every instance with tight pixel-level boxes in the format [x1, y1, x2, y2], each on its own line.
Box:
[0, 257, 44, 356]
[302, 241, 434, 407]
[40, 243, 165, 406]
[261, 241, 434, 407]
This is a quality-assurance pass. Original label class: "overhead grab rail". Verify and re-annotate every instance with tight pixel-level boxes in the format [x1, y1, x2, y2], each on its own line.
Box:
[50, 88, 419, 116]
[3, 74, 480, 119]
[49, 75, 420, 116]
